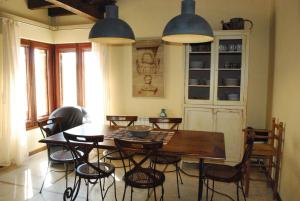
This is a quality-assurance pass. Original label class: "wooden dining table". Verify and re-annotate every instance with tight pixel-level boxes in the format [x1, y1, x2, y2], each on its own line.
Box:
[39, 123, 225, 201]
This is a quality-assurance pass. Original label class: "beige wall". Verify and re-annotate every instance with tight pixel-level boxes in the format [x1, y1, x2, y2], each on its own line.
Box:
[52, 15, 92, 26]
[19, 23, 53, 43]
[109, 44, 185, 117]
[110, 0, 273, 128]
[53, 25, 91, 44]
[271, 0, 300, 200]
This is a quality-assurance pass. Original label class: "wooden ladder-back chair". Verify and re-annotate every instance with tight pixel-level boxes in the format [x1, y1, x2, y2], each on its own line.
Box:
[148, 117, 183, 198]
[243, 117, 284, 199]
[104, 115, 138, 163]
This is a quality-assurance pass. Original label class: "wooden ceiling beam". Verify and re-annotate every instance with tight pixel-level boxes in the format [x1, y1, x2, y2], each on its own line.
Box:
[48, 7, 75, 17]
[45, 0, 104, 20]
[28, 0, 56, 9]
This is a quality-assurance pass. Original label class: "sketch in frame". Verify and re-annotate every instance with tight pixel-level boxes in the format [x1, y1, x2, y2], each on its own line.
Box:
[132, 39, 164, 97]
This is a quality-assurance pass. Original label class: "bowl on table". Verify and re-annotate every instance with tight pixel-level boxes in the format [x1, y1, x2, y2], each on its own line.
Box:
[127, 125, 152, 138]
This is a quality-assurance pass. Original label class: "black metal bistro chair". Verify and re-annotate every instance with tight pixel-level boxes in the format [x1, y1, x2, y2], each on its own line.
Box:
[114, 138, 165, 201]
[204, 136, 254, 201]
[38, 117, 74, 193]
[38, 106, 88, 193]
[148, 117, 183, 198]
[63, 132, 117, 201]
[103, 115, 138, 165]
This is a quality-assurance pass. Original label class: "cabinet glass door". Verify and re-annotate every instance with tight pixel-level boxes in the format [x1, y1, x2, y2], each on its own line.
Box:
[187, 42, 212, 102]
[217, 39, 242, 102]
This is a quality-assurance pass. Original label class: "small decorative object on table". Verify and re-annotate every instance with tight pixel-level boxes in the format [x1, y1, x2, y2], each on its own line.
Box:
[127, 125, 152, 138]
[160, 108, 167, 118]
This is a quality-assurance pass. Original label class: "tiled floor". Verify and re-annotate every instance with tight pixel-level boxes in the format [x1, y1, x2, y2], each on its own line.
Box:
[0, 151, 274, 201]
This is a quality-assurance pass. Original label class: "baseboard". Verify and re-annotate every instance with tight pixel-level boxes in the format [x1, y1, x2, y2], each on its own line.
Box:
[29, 146, 47, 156]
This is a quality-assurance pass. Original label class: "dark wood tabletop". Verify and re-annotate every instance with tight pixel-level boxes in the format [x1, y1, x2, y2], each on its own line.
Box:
[39, 123, 225, 160]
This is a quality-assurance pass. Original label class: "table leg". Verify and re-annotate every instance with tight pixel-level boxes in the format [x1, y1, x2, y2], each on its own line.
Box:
[198, 158, 205, 201]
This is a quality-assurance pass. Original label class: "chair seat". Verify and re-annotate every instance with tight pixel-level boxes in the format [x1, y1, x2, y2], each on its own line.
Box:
[251, 144, 275, 157]
[124, 168, 165, 189]
[150, 154, 181, 164]
[103, 149, 134, 160]
[50, 150, 74, 163]
[77, 162, 115, 179]
[204, 163, 241, 183]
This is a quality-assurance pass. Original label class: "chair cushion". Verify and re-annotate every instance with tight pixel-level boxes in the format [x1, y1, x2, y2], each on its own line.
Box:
[204, 163, 241, 183]
[124, 168, 165, 189]
[251, 144, 275, 157]
[103, 149, 135, 160]
[76, 162, 115, 179]
[50, 150, 74, 163]
[150, 154, 181, 164]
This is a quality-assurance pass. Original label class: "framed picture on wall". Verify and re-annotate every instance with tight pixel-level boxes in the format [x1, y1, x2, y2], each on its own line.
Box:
[132, 39, 164, 97]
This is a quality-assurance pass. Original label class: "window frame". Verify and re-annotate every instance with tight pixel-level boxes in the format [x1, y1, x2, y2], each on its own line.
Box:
[21, 39, 55, 129]
[21, 40, 91, 130]
[54, 43, 91, 107]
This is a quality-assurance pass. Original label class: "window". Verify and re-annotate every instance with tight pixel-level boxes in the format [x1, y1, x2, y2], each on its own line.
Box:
[55, 43, 91, 107]
[60, 51, 77, 106]
[34, 48, 49, 117]
[20, 40, 54, 129]
[21, 40, 91, 129]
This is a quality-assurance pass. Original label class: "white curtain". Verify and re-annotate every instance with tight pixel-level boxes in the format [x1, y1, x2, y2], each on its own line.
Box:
[85, 43, 110, 125]
[0, 18, 27, 166]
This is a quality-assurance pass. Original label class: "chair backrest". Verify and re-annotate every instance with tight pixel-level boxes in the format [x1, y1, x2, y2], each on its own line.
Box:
[38, 117, 65, 160]
[149, 117, 182, 130]
[273, 121, 284, 161]
[236, 135, 254, 172]
[114, 138, 163, 174]
[106, 115, 138, 127]
[49, 106, 88, 134]
[243, 117, 283, 148]
[37, 117, 63, 138]
[63, 132, 109, 175]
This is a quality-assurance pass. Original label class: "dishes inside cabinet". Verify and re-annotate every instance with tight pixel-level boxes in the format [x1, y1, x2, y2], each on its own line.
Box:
[190, 60, 205, 68]
[223, 78, 239, 86]
[227, 93, 240, 101]
[189, 78, 199, 85]
[191, 43, 211, 52]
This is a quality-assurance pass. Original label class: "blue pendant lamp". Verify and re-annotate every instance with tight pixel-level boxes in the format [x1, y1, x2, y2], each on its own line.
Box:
[162, 0, 213, 43]
[89, 4, 135, 44]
